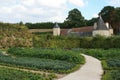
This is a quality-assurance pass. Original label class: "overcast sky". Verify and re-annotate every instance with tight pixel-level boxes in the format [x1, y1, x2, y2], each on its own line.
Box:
[0, 0, 120, 23]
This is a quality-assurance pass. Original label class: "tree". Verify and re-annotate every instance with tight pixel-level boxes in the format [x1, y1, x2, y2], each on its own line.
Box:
[99, 6, 115, 23]
[99, 6, 120, 34]
[64, 8, 86, 28]
[19, 21, 24, 25]
[113, 8, 120, 34]
[86, 18, 98, 26]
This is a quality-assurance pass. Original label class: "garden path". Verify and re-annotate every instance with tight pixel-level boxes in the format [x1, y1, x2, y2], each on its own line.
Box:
[58, 54, 103, 80]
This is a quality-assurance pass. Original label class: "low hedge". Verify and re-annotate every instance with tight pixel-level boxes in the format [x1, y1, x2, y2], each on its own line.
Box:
[33, 34, 120, 49]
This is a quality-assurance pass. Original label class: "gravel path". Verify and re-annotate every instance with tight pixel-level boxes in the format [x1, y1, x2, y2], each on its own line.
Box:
[58, 54, 103, 80]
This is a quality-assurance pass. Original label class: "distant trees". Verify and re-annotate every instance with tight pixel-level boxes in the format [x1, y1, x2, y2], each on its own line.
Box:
[86, 18, 98, 26]
[25, 22, 54, 29]
[64, 8, 86, 28]
[25, 9, 86, 29]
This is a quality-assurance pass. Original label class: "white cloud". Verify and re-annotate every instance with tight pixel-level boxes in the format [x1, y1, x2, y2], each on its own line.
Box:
[22, 0, 35, 6]
[107, 0, 120, 7]
[0, 7, 12, 14]
[69, 0, 85, 7]
[37, 0, 67, 8]
[93, 14, 98, 18]
[0, 0, 86, 23]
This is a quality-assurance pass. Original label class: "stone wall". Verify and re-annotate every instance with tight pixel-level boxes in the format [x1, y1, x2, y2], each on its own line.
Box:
[93, 30, 111, 37]
[109, 29, 113, 35]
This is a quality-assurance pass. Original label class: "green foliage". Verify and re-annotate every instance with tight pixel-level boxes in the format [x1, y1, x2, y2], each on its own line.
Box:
[0, 48, 85, 73]
[8, 48, 84, 64]
[33, 34, 81, 49]
[0, 67, 54, 80]
[102, 70, 120, 80]
[99, 6, 120, 34]
[84, 49, 120, 60]
[64, 8, 86, 28]
[25, 22, 67, 29]
[99, 6, 115, 23]
[107, 59, 120, 69]
[86, 18, 98, 26]
[33, 34, 120, 49]
[25, 22, 54, 29]
[102, 70, 113, 80]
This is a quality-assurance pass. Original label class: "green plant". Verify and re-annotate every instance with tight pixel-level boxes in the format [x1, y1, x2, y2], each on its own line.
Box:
[0, 53, 77, 73]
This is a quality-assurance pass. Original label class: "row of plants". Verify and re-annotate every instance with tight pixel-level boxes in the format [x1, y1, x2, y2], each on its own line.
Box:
[0, 53, 77, 73]
[0, 67, 56, 80]
[82, 49, 120, 80]
[8, 47, 84, 64]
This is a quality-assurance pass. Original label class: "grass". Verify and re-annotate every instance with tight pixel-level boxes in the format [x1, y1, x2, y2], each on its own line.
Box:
[0, 67, 55, 80]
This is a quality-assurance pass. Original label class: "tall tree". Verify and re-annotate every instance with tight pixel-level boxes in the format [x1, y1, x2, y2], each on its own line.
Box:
[99, 6, 120, 34]
[113, 8, 120, 34]
[64, 8, 86, 28]
[99, 6, 115, 23]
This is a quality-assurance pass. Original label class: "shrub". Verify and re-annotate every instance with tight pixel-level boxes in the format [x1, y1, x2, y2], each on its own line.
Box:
[33, 34, 120, 49]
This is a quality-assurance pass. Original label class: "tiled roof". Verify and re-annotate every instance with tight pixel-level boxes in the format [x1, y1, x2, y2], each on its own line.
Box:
[72, 26, 94, 32]
[60, 26, 94, 35]
[96, 16, 108, 30]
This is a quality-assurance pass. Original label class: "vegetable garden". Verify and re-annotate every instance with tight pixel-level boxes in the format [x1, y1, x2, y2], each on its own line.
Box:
[0, 48, 84, 74]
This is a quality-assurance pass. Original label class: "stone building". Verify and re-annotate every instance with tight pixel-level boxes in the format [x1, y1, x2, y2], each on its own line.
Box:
[53, 23, 60, 36]
[54, 16, 113, 37]
[93, 16, 113, 36]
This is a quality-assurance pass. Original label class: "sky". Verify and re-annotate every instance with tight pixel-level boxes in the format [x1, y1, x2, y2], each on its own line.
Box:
[0, 0, 120, 23]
